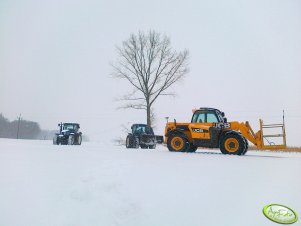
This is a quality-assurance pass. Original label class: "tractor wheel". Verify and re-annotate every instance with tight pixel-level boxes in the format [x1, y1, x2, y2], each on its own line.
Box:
[133, 137, 139, 148]
[126, 135, 133, 148]
[140, 144, 148, 149]
[76, 134, 82, 145]
[149, 144, 156, 149]
[187, 144, 198, 153]
[68, 135, 75, 145]
[53, 135, 58, 145]
[220, 132, 247, 155]
[167, 134, 189, 152]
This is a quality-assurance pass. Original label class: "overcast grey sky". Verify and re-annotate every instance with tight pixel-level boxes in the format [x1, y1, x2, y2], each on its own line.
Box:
[0, 0, 300, 145]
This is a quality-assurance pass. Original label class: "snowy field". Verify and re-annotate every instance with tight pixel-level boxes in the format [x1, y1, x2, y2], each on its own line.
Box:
[0, 138, 300, 226]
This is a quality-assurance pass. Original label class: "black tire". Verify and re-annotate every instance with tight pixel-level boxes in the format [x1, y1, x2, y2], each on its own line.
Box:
[74, 134, 82, 145]
[187, 144, 198, 153]
[68, 135, 75, 145]
[126, 135, 133, 148]
[242, 137, 248, 155]
[140, 144, 148, 149]
[167, 134, 189, 152]
[133, 137, 139, 148]
[53, 135, 58, 145]
[220, 132, 247, 155]
[126, 136, 141, 149]
[149, 144, 156, 149]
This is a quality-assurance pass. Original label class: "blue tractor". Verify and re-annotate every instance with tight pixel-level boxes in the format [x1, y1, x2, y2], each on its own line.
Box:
[53, 123, 82, 145]
[126, 124, 163, 149]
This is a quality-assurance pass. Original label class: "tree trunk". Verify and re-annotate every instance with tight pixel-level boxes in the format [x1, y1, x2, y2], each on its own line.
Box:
[146, 103, 151, 127]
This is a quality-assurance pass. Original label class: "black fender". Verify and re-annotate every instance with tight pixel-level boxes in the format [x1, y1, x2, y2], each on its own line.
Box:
[165, 129, 188, 140]
[220, 130, 241, 140]
[165, 129, 191, 152]
[126, 133, 138, 148]
[219, 130, 247, 155]
[126, 133, 134, 142]
[219, 130, 244, 146]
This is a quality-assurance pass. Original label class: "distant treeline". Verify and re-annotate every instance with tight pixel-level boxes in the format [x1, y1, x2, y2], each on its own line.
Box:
[0, 113, 89, 141]
[0, 114, 55, 140]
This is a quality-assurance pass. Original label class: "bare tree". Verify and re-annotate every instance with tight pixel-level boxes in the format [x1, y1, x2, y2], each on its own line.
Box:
[112, 30, 189, 126]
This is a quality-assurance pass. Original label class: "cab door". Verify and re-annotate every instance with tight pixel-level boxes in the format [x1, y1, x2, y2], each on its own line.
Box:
[189, 111, 219, 139]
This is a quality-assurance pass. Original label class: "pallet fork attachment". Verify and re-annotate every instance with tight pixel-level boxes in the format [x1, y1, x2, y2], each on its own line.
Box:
[258, 111, 286, 150]
[240, 111, 286, 150]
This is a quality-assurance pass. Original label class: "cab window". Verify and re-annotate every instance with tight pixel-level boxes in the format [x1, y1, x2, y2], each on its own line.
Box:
[63, 124, 74, 130]
[207, 113, 219, 123]
[192, 112, 205, 123]
[192, 111, 219, 123]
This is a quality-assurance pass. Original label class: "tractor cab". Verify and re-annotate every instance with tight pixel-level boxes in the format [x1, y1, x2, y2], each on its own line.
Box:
[191, 108, 227, 124]
[59, 123, 80, 133]
[131, 124, 154, 136]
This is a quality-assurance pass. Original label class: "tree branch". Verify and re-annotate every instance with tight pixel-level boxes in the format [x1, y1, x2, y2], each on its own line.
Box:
[112, 30, 189, 126]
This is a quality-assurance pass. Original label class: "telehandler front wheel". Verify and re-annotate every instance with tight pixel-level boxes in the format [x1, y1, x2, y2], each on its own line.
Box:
[187, 144, 198, 153]
[220, 133, 247, 155]
[167, 134, 189, 152]
[242, 137, 248, 155]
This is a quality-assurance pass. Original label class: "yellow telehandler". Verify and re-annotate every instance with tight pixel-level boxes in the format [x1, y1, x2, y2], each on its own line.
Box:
[164, 108, 286, 155]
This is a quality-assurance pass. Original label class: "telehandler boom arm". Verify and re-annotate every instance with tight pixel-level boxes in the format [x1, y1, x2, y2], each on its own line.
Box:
[234, 119, 286, 150]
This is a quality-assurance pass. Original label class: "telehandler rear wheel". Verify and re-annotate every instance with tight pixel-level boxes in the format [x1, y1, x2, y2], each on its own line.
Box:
[220, 132, 246, 155]
[167, 134, 189, 152]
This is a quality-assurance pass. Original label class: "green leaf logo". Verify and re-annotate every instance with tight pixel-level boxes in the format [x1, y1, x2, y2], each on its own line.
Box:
[263, 204, 298, 224]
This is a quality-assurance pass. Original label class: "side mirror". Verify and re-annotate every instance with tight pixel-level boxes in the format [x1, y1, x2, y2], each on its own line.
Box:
[224, 117, 227, 123]
[58, 123, 60, 127]
[221, 112, 225, 117]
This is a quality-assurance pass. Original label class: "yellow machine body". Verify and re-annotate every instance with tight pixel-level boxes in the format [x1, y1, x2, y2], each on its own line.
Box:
[164, 108, 286, 153]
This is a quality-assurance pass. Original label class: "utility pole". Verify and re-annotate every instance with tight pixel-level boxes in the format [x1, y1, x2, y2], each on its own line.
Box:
[165, 117, 169, 123]
[17, 114, 21, 139]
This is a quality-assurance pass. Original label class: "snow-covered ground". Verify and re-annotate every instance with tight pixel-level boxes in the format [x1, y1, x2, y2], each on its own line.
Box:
[0, 138, 300, 226]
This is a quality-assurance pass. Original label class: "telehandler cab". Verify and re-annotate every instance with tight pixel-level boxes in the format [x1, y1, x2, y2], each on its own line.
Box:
[165, 108, 286, 155]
